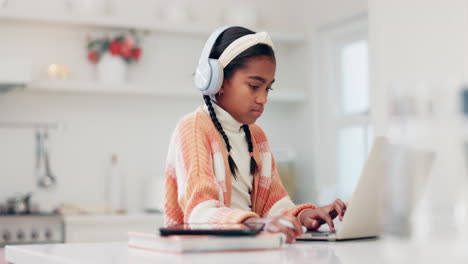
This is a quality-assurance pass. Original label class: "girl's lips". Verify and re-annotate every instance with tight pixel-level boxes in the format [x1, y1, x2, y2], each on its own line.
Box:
[252, 110, 263, 116]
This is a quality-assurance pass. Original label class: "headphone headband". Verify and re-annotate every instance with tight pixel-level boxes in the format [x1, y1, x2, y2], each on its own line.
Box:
[195, 26, 231, 75]
[218, 32, 274, 68]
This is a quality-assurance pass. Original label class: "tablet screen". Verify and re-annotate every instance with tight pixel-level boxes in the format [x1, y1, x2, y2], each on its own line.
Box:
[159, 223, 265, 236]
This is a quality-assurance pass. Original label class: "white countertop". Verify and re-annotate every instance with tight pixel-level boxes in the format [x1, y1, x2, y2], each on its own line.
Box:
[5, 237, 468, 264]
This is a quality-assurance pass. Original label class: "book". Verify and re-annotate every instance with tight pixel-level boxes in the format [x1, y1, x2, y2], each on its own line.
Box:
[127, 231, 285, 254]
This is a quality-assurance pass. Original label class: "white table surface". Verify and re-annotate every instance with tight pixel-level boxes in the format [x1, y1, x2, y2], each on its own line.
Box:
[5, 237, 468, 264]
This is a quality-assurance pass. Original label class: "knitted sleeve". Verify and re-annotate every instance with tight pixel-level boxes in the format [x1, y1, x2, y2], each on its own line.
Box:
[261, 154, 317, 217]
[164, 112, 258, 226]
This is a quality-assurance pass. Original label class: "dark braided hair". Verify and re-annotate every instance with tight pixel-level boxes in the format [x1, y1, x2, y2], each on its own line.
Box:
[203, 94, 238, 177]
[204, 26, 275, 179]
[242, 124, 258, 175]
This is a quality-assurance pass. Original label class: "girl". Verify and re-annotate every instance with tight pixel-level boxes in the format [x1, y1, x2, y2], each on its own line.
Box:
[164, 26, 346, 243]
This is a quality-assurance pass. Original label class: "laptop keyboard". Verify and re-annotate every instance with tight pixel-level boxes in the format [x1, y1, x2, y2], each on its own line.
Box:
[307, 230, 336, 237]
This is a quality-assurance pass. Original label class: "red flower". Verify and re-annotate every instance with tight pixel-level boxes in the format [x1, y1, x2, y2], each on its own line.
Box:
[87, 51, 98, 64]
[120, 43, 132, 58]
[131, 48, 142, 61]
[124, 36, 135, 48]
[109, 40, 120, 56]
[86, 32, 142, 64]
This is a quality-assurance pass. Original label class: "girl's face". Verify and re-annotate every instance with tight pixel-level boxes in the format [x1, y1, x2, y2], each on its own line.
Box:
[216, 55, 276, 125]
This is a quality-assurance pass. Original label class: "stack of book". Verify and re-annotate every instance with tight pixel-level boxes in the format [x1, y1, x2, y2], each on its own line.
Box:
[127, 231, 285, 254]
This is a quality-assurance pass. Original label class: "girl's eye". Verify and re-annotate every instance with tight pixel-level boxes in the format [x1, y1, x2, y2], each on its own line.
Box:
[267, 87, 274, 92]
[249, 84, 259, 89]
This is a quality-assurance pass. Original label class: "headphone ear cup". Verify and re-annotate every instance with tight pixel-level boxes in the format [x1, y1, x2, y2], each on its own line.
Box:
[202, 59, 224, 95]
[194, 61, 211, 92]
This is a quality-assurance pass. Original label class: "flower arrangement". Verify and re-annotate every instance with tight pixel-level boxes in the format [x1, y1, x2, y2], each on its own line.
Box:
[86, 30, 142, 64]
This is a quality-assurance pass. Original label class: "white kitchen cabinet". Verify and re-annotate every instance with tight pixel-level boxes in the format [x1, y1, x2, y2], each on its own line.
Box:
[64, 214, 164, 243]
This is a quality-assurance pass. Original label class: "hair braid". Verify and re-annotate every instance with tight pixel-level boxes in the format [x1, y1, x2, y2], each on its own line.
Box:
[242, 124, 258, 175]
[203, 95, 238, 178]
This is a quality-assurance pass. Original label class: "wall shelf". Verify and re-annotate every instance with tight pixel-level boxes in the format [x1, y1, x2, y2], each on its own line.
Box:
[0, 9, 306, 44]
[22, 80, 307, 103]
[1, 9, 308, 102]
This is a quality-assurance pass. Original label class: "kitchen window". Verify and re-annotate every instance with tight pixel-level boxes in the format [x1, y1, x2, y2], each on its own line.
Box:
[314, 14, 372, 203]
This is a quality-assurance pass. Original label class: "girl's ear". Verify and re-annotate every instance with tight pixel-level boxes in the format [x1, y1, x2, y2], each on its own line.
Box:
[215, 87, 224, 99]
[218, 77, 230, 96]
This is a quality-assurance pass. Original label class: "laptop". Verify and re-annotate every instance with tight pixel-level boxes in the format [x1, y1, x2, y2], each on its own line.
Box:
[297, 137, 388, 241]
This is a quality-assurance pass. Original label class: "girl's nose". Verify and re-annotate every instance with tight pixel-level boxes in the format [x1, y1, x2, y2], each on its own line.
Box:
[256, 91, 268, 104]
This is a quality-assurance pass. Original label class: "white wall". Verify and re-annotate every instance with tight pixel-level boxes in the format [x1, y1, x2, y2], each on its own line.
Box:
[369, 0, 468, 136]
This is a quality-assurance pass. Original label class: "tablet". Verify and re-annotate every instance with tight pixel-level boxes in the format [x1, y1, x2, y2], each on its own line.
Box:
[159, 223, 265, 236]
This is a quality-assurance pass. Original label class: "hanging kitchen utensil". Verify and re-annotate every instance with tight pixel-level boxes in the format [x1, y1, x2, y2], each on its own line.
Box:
[36, 128, 56, 188]
[35, 128, 45, 186]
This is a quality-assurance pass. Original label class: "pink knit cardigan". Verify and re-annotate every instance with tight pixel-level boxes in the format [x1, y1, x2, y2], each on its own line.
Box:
[164, 107, 316, 226]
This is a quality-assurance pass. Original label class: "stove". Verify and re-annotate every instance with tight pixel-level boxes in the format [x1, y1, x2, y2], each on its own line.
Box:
[0, 214, 64, 247]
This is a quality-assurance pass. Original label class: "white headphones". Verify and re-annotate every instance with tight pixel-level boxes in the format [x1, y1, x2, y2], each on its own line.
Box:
[194, 26, 275, 96]
[194, 26, 232, 96]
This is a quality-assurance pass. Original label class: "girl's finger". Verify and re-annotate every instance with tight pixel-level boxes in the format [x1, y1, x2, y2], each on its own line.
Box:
[275, 222, 296, 243]
[337, 199, 347, 211]
[304, 215, 320, 230]
[335, 204, 344, 221]
[278, 217, 303, 236]
[339, 200, 347, 220]
[311, 219, 319, 229]
[302, 216, 316, 229]
[319, 210, 335, 232]
[289, 217, 304, 236]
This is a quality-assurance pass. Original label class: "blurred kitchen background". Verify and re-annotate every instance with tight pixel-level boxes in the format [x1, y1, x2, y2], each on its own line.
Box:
[2, 0, 468, 256]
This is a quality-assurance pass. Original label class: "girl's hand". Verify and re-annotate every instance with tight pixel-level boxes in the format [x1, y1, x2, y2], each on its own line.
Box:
[321, 199, 347, 221]
[298, 208, 335, 232]
[244, 215, 303, 243]
[299, 199, 347, 232]
[265, 215, 304, 243]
